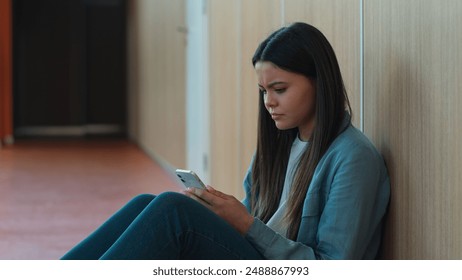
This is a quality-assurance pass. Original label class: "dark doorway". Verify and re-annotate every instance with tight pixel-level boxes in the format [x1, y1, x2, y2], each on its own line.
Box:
[13, 0, 127, 137]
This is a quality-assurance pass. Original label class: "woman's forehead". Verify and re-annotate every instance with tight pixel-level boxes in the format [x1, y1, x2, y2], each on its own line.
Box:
[255, 61, 300, 86]
[256, 62, 287, 79]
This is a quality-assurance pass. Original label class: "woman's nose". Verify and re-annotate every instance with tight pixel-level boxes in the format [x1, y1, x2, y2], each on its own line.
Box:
[264, 92, 276, 108]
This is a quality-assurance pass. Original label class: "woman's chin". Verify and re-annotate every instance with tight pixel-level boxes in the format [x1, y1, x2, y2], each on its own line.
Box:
[274, 122, 294, 131]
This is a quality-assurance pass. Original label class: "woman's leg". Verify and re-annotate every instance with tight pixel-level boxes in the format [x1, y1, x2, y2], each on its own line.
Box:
[100, 192, 264, 260]
[61, 194, 156, 260]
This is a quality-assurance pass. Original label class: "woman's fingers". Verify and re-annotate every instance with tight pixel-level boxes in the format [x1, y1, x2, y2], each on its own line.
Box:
[183, 187, 253, 235]
[183, 187, 217, 206]
[205, 185, 229, 199]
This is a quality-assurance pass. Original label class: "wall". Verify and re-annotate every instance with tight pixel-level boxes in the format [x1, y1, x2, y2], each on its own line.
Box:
[208, 0, 281, 199]
[185, 0, 211, 183]
[364, 0, 462, 259]
[127, 0, 187, 169]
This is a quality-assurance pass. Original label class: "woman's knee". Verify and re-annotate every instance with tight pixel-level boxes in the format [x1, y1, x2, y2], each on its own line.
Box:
[150, 191, 200, 212]
[123, 192, 186, 214]
[155, 191, 189, 205]
[127, 193, 156, 207]
[133, 192, 206, 221]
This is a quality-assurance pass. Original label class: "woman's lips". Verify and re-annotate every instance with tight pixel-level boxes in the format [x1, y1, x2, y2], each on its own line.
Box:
[271, 113, 283, 120]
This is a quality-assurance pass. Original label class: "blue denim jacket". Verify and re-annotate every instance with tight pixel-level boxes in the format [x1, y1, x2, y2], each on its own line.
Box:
[242, 118, 390, 259]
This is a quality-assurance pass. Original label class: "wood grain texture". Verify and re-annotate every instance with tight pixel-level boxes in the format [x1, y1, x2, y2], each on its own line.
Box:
[284, 0, 361, 127]
[364, 0, 462, 259]
[208, 0, 241, 196]
[238, 0, 282, 199]
[209, 0, 282, 198]
[128, 0, 186, 168]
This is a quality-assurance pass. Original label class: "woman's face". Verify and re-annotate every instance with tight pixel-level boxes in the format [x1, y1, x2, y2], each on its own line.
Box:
[255, 61, 316, 141]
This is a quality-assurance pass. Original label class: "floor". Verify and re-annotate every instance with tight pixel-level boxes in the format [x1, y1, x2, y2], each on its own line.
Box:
[0, 139, 179, 259]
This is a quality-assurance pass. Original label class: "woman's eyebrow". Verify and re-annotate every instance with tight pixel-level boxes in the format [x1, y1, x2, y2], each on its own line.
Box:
[258, 81, 287, 88]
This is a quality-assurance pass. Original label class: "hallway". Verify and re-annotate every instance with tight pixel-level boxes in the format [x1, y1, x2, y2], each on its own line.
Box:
[0, 139, 179, 259]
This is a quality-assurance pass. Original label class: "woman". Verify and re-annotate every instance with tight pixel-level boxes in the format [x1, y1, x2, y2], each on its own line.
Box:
[61, 22, 390, 260]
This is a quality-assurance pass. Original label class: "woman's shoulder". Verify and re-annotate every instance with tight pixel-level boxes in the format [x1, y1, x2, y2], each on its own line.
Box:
[312, 123, 390, 196]
[326, 124, 385, 166]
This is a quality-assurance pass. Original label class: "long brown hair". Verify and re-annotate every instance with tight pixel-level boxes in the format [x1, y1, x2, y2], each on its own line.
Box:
[251, 22, 352, 240]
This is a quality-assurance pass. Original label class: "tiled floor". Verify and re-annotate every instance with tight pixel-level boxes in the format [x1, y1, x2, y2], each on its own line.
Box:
[0, 139, 179, 259]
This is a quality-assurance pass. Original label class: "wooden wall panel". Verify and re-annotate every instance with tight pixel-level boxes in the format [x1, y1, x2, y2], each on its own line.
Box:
[127, 0, 186, 168]
[238, 0, 282, 198]
[364, 0, 462, 259]
[284, 0, 361, 128]
[209, 0, 281, 198]
[208, 0, 241, 195]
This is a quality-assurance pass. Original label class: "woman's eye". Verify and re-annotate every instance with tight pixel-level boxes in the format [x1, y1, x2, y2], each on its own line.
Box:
[275, 88, 286, 94]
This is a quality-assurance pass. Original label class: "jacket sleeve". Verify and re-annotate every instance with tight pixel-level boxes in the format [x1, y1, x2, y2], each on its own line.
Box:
[245, 218, 318, 259]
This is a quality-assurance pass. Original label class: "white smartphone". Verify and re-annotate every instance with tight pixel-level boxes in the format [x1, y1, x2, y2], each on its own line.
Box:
[175, 169, 206, 189]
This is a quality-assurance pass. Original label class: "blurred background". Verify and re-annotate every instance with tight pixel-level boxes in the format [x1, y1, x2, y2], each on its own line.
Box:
[1, 0, 462, 259]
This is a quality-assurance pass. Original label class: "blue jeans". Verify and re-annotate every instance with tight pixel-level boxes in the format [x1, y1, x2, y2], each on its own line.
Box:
[61, 192, 264, 259]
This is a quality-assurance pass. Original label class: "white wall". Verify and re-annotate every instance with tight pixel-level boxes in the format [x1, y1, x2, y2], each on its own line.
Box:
[185, 0, 210, 183]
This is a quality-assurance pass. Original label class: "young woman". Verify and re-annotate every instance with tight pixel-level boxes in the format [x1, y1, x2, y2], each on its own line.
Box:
[61, 22, 390, 260]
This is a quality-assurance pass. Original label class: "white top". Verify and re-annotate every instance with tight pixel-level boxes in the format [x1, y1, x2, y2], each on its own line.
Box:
[266, 135, 308, 237]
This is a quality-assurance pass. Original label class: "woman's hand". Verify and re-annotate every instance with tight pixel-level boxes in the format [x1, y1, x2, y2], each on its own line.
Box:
[183, 186, 254, 235]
